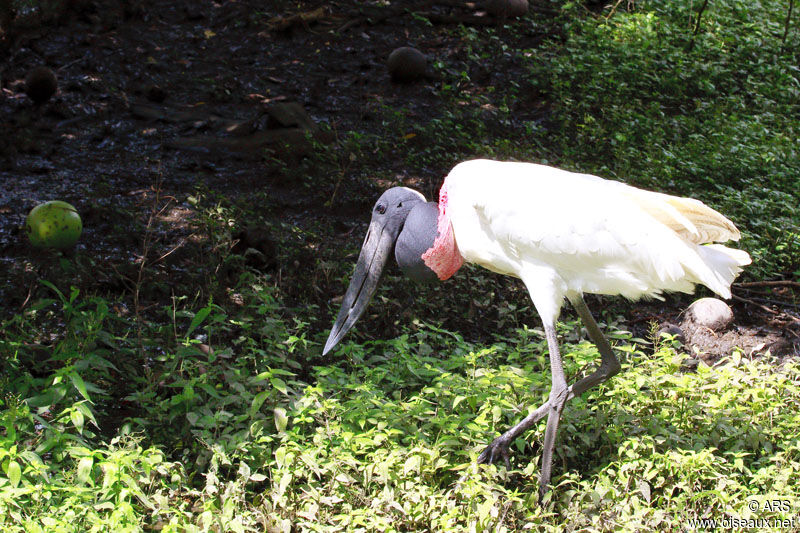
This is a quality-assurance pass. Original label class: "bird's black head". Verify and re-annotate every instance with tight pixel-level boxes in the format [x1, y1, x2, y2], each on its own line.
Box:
[323, 187, 440, 355]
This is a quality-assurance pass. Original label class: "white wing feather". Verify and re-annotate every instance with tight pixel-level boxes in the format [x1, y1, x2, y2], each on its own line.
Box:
[445, 160, 750, 322]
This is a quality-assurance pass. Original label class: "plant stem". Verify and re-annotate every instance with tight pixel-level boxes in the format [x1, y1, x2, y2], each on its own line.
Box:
[782, 0, 794, 51]
[687, 0, 711, 52]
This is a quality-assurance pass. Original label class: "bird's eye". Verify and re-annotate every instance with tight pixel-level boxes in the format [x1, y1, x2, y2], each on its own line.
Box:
[397, 202, 403, 208]
[376, 204, 386, 214]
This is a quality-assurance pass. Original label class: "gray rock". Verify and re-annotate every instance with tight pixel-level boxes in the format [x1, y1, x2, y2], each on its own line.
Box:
[25, 66, 58, 104]
[486, 0, 528, 17]
[387, 47, 426, 83]
[657, 323, 686, 345]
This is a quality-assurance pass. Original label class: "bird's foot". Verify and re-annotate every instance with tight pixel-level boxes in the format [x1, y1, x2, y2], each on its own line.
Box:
[477, 436, 512, 469]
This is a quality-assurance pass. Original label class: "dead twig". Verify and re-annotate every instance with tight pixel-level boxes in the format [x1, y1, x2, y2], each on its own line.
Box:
[267, 7, 328, 32]
[133, 181, 168, 358]
[336, 18, 360, 33]
[129, 179, 185, 358]
[18, 281, 35, 312]
[338, 3, 558, 33]
[784, 313, 800, 325]
[733, 294, 800, 324]
[605, 0, 626, 20]
[153, 238, 189, 264]
[337, 6, 398, 32]
[732, 294, 779, 314]
[735, 280, 800, 289]
[57, 52, 89, 73]
[434, 0, 479, 8]
[735, 294, 800, 310]
[436, 0, 557, 15]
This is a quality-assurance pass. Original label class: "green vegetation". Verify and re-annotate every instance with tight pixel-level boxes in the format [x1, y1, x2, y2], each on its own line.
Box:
[533, 1, 800, 279]
[3, 0, 800, 531]
[3, 282, 799, 531]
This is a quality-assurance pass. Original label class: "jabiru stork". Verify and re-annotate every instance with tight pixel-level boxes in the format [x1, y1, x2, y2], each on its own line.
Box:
[323, 159, 750, 501]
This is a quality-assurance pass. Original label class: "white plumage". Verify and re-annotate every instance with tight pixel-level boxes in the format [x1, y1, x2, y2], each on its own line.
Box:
[446, 160, 750, 325]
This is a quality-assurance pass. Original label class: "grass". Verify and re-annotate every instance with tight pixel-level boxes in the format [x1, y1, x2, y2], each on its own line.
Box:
[3, 0, 800, 531]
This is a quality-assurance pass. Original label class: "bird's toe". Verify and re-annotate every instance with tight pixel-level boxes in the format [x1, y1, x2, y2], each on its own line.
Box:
[478, 437, 511, 469]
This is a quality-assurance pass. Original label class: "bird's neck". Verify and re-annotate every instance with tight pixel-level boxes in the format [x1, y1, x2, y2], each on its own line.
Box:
[421, 179, 464, 280]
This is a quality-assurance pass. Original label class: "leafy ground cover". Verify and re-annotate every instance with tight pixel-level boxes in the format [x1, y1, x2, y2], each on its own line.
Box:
[2, 0, 799, 531]
[2, 281, 799, 531]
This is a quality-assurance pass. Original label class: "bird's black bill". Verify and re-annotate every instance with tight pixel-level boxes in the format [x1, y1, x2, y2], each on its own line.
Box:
[323, 221, 396, 355]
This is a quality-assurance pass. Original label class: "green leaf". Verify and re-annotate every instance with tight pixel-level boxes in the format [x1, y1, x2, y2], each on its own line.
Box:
[70, 373, 92, 403]
[274, 407, 288, 433]
[250, 391, 270, 415]
[270, 378, 288, 395]
[6, 460, 21, 488]
[638, 480, 651, 504]
[40, 280, 66, 303]
[453, 395, 466, 409]
[71, 409, 85, 433]
[77, 456, 94, 485]
[186, 306, 214, 337]
[77, 402, 99, 429]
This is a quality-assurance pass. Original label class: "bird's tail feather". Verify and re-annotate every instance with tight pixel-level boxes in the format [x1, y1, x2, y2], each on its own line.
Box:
[690, 244, 752, 299]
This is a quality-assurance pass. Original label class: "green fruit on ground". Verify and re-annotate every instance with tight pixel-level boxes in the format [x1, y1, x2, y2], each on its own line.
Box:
[25, 201, 82, 249]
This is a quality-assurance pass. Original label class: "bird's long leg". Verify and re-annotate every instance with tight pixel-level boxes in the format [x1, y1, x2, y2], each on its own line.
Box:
[477, 295, 621, 501]
[478, 322, 570, 501]
[538, 322, 569, 501]
[566, 294, 621, 385]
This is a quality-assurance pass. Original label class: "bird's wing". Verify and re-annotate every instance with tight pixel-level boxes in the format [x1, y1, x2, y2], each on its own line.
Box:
[469, 173, 658, 264]
[607, 183, 741, 244]
[446, 160, 746, 300]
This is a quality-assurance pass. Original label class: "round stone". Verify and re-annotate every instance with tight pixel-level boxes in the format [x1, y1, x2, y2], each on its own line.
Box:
[486, 0, 529, 18]
[25, 66, 58, 104]
[387, 47, 427, 82]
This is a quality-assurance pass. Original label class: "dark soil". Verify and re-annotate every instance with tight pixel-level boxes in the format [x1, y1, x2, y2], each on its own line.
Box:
[2, 0, 798, 362]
